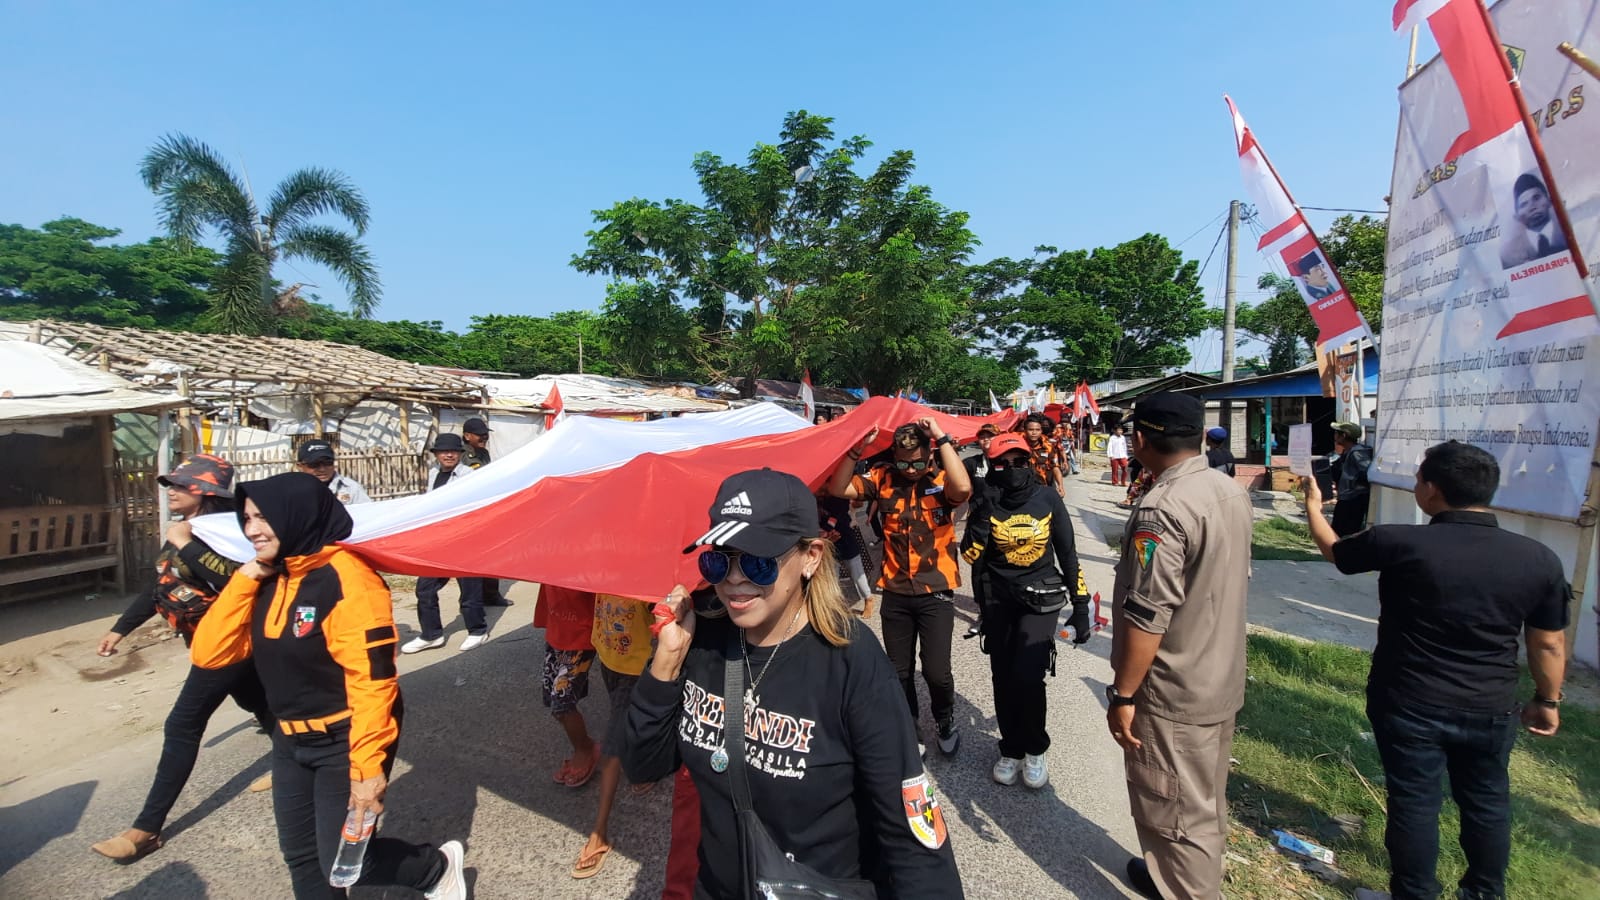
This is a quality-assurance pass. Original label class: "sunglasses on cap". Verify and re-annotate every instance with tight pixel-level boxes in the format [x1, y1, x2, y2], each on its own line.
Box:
[893, 458, 932, 473]
[698, 548, 794, 587]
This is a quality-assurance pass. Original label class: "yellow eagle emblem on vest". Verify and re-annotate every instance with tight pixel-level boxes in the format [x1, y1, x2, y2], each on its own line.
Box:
[992, 513, 1051, 566]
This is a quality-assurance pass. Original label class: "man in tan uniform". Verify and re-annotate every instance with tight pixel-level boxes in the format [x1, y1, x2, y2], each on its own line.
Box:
[1107, 392, 1252, 899]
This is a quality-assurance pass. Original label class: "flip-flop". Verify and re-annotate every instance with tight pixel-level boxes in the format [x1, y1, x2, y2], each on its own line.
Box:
[552, 758, 578, 784]
[570, 842, 611, 879]
[563, 752, 599, 788]
[629, 781, 658, 797]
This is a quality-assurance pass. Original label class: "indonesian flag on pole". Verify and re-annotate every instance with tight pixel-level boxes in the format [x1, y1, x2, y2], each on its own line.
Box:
[1225, 95, 1374, 351]
[989, 389, 1002, 413]
[1075, 381, 1101, 425]
[544, 382, 566, 429]
[800, 370, 816, 421]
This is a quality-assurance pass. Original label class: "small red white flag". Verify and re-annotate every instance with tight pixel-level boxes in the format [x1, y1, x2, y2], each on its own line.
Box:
[544, 382, 567, 429]
[801, 370, 816, 422]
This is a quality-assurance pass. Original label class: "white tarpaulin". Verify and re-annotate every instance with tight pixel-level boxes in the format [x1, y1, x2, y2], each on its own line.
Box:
[192, 401, 809, 562]
[0, 341, 181, 424]
[1377, 0, 1600, 520]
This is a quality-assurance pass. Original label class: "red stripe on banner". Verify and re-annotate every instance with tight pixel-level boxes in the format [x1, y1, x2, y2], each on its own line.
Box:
[1429, 0, 1522, 160]
[1255, 213, 1304, 251]
[1494, 296, 1597, 339]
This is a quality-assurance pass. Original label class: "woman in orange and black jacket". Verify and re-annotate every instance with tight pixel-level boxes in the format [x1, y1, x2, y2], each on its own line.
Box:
[191, 472, 465, 900]
[91, 454, 273, 863]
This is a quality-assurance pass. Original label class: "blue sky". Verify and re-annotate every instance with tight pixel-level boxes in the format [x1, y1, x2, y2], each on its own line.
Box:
[0, 1, 1415, 382]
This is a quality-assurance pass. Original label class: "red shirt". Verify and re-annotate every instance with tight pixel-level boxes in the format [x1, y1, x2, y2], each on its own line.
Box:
[534, 584, 596, 651]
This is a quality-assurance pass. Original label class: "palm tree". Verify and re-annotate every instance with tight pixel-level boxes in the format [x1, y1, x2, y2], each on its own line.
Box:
[140, 134, 380, 334]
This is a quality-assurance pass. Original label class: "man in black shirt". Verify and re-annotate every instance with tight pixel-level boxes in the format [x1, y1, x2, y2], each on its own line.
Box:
[1329, 421, 1372, 536]
[1304, 441, 1569, 900]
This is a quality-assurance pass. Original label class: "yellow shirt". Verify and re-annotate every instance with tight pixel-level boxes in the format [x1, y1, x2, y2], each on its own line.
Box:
[591, 594, 654, 676]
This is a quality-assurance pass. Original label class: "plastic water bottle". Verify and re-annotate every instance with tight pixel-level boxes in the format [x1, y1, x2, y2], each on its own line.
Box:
[329, 808, 376, 887]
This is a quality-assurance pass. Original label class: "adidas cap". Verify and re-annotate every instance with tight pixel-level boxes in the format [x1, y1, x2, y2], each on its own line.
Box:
[684, 468, 819, 558]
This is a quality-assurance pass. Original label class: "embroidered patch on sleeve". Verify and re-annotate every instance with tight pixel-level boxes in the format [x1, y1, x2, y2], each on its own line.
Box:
[1131, 530, 1163, 570]
[901, 773, 949, 849]
[293, 606, 318, 638]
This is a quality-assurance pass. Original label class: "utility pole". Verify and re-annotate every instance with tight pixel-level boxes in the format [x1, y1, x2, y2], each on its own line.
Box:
[1222, 199, 1239, 383]
[578, 332, 585, 374]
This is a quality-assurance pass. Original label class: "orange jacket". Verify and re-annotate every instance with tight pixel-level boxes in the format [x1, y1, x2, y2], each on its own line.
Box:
[192, 546, 400, 782]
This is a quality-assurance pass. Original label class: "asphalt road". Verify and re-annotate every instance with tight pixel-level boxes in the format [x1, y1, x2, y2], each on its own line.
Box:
[4, 466, 1386, 900]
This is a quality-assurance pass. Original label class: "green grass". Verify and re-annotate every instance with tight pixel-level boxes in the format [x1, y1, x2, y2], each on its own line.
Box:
[1229, 633, 1600, 899]
[1251, 516, 1324, 562]
[1104, 516, 1324, 563]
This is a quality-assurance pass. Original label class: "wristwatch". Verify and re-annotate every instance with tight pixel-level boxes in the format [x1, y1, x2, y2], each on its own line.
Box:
[935, 434, 954, 448]
[1105, 685, 1136, 707]
[1533, 692, 1563, 708]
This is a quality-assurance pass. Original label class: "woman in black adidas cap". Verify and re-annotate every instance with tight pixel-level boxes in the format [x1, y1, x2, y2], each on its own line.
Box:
[623, 468, 963, 899]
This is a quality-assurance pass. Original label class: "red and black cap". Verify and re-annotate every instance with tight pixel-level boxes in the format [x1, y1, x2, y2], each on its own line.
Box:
[986, 433, 1032, 460]
[684, 468, 819, 558]
[158, 453, 236, 499]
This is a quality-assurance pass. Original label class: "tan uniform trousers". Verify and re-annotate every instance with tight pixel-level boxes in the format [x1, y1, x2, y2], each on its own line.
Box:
[1123, 709, 1234, 900]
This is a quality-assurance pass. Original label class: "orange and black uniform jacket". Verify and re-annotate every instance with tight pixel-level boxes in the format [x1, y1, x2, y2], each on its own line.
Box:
[1027, 436, 1059, 488]
[851, 466, 962, 595]
[191, 546, 401, 781]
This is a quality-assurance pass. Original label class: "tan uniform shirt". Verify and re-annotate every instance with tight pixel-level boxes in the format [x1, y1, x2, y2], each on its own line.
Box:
[1112, 453, 1252, 725]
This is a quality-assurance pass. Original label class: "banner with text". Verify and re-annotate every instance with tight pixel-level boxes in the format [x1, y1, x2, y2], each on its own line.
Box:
[1226, 96, 1373, 350]
[1379, 0, 1600, 519]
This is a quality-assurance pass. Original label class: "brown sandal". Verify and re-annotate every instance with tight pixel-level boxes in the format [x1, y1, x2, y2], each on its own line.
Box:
[91, 830, 163, 862]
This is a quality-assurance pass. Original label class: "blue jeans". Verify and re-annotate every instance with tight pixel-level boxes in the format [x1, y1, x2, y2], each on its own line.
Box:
[1367, 698, 1518, 900]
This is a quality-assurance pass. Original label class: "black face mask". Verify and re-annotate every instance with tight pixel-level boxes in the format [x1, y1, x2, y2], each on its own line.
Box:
[987, 464, 1035, 495]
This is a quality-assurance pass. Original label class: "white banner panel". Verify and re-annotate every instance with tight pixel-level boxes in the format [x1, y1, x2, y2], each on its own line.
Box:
[1377, 0, 1600, 520]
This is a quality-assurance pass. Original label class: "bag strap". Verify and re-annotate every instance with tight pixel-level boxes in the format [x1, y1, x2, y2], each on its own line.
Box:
[723, 633, 754, 814]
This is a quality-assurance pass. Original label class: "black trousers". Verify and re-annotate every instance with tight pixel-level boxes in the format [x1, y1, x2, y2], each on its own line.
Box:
[133, 661, 273, 834]
[271, 717, 444, 899]
[879, 591, 956, 728]
[415, 576, 486, 637]
[1332, 494, 1369, 537]
[1368, 698, 1518, 900]
[986, 600, 1058, 759]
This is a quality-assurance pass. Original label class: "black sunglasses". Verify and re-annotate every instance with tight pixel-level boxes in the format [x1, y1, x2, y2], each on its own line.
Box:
[697, 548, 792, 587]
[990, 455, 1031, 470]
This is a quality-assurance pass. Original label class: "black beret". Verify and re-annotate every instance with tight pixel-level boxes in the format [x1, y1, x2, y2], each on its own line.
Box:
[1131, 392, 1205, 438]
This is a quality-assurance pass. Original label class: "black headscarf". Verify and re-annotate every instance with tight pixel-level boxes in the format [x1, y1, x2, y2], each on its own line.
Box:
[236, 472, 353, 560]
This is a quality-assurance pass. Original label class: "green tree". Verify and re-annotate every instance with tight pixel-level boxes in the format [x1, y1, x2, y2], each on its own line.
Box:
[979, 235, 1210, 385]
[572, 111, 985, 397]
[274, 301, 459, 366]
[1234, 215, 1386, 370]
[456, 311, 613, 377]
[0, 218, 220, 328]
[140, 134, 380, 334]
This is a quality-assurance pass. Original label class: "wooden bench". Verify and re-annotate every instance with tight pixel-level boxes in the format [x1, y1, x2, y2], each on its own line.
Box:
[0, 504, 123, 589]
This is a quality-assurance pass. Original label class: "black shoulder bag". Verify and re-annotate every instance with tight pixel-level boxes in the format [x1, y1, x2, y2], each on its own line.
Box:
[723, 637, 877, 900]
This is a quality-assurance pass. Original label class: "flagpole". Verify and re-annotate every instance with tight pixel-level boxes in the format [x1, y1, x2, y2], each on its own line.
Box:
[1472, 0, 1589, 278]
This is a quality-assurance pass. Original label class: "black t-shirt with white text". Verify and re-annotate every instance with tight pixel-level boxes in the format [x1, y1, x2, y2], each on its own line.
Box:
[623, 616, 962, 899]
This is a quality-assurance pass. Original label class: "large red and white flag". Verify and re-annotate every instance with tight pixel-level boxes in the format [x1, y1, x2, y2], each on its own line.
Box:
[1375, 0, 1600, 520]
[1225, 95, 1373, 350]
[800, 370, 816, 421]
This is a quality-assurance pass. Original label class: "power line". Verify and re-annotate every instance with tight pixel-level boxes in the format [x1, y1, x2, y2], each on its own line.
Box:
[1176, 209, 1228, 247]
[1300, 205, 1388, 215]
[1195, 218, 1229, 283]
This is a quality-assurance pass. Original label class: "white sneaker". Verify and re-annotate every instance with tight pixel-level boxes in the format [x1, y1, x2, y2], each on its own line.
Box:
[401, 636, 445, 654]
[917, 742, 926, 760]
[992, 756, 1021, 785]
[459, 632, 490, 651]
[1023, 753, 1049, 789]
[425, 839, 465, 900]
